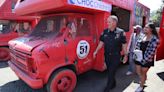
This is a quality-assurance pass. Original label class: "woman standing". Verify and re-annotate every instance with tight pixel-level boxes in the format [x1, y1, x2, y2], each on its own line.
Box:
[135, 23, 160, 92]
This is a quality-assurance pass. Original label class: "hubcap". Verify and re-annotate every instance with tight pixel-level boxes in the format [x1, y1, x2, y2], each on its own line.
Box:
[57, 77, 71, 91]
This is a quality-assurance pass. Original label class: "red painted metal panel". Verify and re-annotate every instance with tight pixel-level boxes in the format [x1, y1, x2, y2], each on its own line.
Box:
[14, 0, 68, 15]
[156, 8, 164, 61]
[103, 0, 134, 11]
[14, 0, 112, 16]
[0, 0, 37, 20]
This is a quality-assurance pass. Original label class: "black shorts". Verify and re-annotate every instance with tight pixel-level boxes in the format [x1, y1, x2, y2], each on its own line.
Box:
[135, 60, 154, 68]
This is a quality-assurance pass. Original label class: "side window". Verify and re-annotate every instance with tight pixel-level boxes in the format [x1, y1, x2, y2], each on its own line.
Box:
[46, 16, 68, 33]
[16, 22, 31, 35]
[0, 21, 15, 34]
[0, 24, 3, 32]
[46, 20, 55, 32]
[67, 21, 77, 39]
[23, 22, 31, 32]
[76, 18, 91, 36]
[59, 17, 67, 32]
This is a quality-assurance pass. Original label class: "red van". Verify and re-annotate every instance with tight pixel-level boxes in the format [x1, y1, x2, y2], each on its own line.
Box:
[0, 0, 37, 61]
[156, 8, 164, 61]
[8, 0, 149, 92]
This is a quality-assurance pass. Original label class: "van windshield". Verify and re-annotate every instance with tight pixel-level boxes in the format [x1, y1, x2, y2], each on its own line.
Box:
[29, 15, 68, 38]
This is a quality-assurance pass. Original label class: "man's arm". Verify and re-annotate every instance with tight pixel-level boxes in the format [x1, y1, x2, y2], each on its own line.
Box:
[93, 41, 104, 58]
[123, 43, 128, 63]
[123, 43, 128, 55]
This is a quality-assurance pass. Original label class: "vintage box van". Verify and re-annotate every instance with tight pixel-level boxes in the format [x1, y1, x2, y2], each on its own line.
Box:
[8, 0, 149, 91]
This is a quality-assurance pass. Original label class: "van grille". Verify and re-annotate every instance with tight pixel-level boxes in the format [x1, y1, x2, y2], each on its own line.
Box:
[9, 47, 31, 71]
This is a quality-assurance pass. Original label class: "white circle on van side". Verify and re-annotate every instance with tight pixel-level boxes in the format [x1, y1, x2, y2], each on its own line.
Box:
[77, 40, 90, 59]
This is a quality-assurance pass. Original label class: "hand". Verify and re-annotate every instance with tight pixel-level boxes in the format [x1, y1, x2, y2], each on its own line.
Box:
[123, 55, 128, 64]
[93, 51, 97, 59]
[141, 60, 147, 65]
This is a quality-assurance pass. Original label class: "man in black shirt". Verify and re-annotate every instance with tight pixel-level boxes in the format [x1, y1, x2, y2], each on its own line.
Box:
[93, 15, 128, 92]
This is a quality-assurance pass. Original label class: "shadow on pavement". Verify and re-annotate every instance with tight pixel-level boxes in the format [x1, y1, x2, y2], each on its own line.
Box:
[157, 72, 164, 81]
[0, 64, 138, 92]
[74, 65, 138, 92]
[0, 62, 9, 68]
[74, 70, 107, 92]
[0, 80, 46, 92]
[111, 65, 139, 92]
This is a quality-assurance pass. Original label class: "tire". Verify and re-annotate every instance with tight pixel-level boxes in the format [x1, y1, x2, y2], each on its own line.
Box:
[0, 47, 10, 61]
[47, 68, 77, 92]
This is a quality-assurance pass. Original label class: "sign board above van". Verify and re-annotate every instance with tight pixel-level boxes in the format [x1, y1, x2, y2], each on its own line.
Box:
[68, 0, 112, 12]
[103, 0, 134, 11]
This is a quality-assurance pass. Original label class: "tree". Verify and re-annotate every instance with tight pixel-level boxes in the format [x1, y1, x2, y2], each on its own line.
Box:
[150, 0, 163, 27]
[151, 8, 162, 27]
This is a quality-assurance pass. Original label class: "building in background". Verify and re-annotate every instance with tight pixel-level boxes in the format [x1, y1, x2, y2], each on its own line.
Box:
[134, 1, 150, 27]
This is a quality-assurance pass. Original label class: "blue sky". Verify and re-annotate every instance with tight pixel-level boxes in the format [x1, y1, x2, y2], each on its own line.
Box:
[138, 0, 162, 12]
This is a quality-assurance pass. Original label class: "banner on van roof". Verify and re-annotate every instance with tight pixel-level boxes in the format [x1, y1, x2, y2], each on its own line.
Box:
[68, 0, 112, 12]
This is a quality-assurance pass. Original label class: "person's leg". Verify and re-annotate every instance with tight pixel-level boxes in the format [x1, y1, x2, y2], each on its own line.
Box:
[128, 53, 133, 71]
[135, 64, 144, 92]
[109, 55, 120, 87]
[131, 53, 136, 73]
[105, 65, 116, 90]
[127, 53, 135, 75]
[106, 63, 117, 88]
[104, 55, 111, 92]
[136, 64, 142, 80]
[140, 67, 149, 87]
[104, 55, 120, 92]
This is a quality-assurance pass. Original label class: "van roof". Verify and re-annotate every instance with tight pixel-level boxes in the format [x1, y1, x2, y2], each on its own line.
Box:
[14, 0, 112, 16]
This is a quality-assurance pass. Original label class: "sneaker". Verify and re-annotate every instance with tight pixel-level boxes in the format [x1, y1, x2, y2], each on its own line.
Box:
[126, 71, 133, 75]
[135, 86, 143, 92]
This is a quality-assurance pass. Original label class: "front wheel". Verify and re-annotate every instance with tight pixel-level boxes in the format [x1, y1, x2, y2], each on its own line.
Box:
[0, 47, 10, 61]
[47, 68, 77, 92]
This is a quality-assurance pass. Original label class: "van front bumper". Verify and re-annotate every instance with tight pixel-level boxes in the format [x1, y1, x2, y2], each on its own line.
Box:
[8, 61, 43, 89]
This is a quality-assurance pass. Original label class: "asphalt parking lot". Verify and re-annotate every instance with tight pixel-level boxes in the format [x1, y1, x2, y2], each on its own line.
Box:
[0, 60, 164, 92]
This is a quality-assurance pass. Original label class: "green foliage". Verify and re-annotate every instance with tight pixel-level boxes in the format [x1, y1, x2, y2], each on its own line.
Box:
[150, 0, 163, 27]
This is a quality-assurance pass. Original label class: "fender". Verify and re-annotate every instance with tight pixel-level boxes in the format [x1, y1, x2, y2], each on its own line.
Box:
[44, 62, 77, 84]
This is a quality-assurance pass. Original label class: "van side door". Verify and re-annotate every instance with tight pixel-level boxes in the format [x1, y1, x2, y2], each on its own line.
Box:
[65, 14, 96, 74]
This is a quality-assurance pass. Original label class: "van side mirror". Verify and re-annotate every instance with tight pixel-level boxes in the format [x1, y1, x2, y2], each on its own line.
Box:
[64, 38, 68, 45]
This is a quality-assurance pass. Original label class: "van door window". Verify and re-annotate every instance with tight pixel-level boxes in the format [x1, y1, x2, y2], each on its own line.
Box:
[67, 21, 77, 39]
[76, 18, 91, 37]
